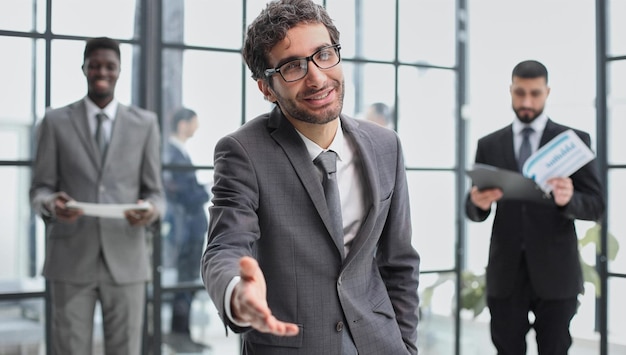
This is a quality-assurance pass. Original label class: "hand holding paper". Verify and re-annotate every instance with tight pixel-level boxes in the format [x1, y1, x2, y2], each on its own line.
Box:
[66, 200, 151, 219]
[466, 129, 595, 203]
[522, 129, 595, 193]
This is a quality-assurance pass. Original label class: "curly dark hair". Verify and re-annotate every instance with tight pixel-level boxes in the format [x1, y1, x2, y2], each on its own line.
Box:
[242, 0, 340, 81]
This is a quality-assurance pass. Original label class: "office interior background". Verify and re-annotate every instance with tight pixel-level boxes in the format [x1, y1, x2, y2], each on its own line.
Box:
[0, 0, 624, 354]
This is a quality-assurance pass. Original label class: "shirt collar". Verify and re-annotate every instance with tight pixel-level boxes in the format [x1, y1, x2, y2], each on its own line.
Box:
[84, 96, 118, 121]
[512, 112, 548, 136]
[297, 119, 345, 162]
[168, 136, 188, 154]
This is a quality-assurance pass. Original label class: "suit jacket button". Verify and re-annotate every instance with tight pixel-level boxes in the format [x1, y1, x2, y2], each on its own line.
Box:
[336, 321, 344, 332]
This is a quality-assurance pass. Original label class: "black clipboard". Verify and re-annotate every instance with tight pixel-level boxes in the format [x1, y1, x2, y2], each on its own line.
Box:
[466, 163, 553, 204]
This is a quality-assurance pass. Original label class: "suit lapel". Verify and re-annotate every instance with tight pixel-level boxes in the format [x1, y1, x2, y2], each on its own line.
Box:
[104, 104, 129, 170]
[340, 116, 378, 265]
[68, 100, 101, 169]
[539, 119, 560, 146]
[502, 124, 519, 171]
[268, 108, 345, 257]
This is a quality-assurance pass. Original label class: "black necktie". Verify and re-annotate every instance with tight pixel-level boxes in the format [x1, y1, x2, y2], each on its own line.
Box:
[95, 113, 108, 159]
[518, 127, 534, 172]
[313, 150, 344, 257]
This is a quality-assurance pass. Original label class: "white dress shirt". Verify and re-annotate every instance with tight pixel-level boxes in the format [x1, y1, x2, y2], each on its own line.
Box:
[84, 96, 118, 144]
[512, 112, 548, 158]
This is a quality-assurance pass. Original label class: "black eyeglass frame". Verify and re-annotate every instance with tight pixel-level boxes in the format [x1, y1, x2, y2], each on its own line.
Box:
[264, 44, 342, 82]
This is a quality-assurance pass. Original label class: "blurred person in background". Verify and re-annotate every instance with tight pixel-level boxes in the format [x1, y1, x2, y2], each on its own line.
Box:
[466, 59, 604, 355]
[364, 102, 394, 130]
[162, 107, 211, 352]
[30, 36, 164, 355]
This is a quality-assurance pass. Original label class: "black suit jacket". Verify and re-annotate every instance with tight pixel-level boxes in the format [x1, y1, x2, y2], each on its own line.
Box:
[163, 141, 209, 241]
[465, 119, 604, 299]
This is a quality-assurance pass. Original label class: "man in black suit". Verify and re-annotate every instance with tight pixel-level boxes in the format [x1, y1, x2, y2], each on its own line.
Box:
[465, 60, 604, 355]
[162, 107, 210, 350]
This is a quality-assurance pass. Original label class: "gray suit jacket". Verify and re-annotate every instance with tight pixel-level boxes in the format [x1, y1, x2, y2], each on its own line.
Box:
[202, 107, 420, 355]
[30, 99, 164, 284]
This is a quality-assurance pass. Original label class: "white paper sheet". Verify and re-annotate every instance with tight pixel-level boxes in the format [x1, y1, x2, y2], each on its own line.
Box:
[522, 129, 595, 194]
[65, 201, 150, 219]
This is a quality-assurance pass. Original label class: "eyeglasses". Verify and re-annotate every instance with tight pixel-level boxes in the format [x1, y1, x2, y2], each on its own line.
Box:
[264, 44, 342, 83]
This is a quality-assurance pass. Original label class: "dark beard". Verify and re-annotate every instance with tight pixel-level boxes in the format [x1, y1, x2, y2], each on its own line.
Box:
[513, 106, 543, 124]
[277, 80, 345, 125]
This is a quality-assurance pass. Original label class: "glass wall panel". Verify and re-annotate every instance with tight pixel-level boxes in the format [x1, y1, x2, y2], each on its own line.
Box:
[0, 37, 40, 161]
[244, 77, 274, 123]
[51, 0, 138, 39]
[185, 291, 240, 354]
[397, 66, 456, 168]
[246, 0, 322, 27]
[398, 0, 456, 67]
[0, 298, 46, 354]
[343, 62, 396, 120]
[571, 219, 601, 346]
[608, 0, 626, 56]
[50, 40, 134, 110]
[329, 0, 396, 62]
[608, 170, 626, 274]
[0, 166, 44, 280]
[0, 0, 46, 32]
[168, 0, 243, 49]
[418, 273, 456, 355]
[608, 278, 626, 351]
[465, 210, 493, 275]
[607, 61, 626, 165]
[181, 50, 242, 166]
[407, 171, 455, 271]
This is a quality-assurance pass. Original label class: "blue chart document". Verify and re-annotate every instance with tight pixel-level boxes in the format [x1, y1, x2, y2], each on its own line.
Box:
[466, 129, 595, 203]
[521, 129, 595, 193]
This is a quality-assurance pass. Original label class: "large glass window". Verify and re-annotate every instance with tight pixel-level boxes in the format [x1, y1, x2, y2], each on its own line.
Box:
[0, 37, 41, 161]
[607, 0, 626, 57]
[0, 0, 46, 32]
[50, 0, 137, 38]
[397, 66, 456, 168]
[2, 0, 622, 354]
[605, 0, 626, 353]
[607, 61, 626, 165]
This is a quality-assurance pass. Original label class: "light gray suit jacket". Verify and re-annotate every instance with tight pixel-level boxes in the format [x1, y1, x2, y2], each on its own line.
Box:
[30, 99, 164, 284]
[202, 107, 420, 355]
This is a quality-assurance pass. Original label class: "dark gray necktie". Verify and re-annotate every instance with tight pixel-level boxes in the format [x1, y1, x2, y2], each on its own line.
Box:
[95, 113, 108, 159]
[313, 150, 344, 257]
[518, 127, 534, 172]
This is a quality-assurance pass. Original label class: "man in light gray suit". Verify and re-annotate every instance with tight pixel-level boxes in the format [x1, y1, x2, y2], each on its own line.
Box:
[201, 1, 420, 354]
[30, 37, 164, 355]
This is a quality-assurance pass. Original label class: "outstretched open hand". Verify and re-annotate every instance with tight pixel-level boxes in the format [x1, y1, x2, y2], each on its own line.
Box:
[231, 256, 299, 336]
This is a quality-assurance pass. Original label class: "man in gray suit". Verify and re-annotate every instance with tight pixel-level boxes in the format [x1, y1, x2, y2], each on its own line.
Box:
[30, 37, 164, 355]
[201, 1, 420, 354]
